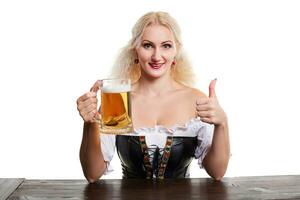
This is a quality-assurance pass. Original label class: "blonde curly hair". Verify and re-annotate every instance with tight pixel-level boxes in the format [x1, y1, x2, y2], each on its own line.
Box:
[111, 11, 196, 86]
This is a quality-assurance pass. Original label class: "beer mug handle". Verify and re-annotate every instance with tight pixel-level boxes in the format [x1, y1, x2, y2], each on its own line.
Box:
[97, 80, 104, 119]
[91, 80, 102, 123]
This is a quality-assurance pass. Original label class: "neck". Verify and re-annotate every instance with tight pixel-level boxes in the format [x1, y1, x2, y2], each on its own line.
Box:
[135, 73, 176, 97]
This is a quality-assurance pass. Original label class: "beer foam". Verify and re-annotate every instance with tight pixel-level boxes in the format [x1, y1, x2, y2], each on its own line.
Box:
[101, 84, 131, 93]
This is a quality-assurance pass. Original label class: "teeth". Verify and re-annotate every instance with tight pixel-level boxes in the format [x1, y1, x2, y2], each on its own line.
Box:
[150, 63, 163, 68]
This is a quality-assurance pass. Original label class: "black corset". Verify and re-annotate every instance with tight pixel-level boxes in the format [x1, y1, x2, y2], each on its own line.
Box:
[116, 135, 198, 179]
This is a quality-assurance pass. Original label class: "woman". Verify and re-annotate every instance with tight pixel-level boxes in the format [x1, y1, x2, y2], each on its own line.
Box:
[77, 11, 230, 183]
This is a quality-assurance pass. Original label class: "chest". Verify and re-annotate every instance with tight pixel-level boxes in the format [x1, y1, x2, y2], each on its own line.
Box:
[131, 93, 196, 128]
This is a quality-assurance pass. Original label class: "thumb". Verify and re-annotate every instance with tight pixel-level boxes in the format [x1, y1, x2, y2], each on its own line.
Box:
[209, 78, 217, 98]
[90, 80, 102, 93]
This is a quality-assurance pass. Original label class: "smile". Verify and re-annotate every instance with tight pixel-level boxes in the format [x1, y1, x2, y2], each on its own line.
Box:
[149, 62, 164, 69]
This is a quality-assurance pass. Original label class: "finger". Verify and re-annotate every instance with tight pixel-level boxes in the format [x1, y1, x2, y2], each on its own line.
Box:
[209, 78, 217, 98]
[77, 98, 97, 111]
[94, 112, 101, 121]
[197, 110, 212, 118]
[196, 104, 211, 111]
[82, 110, 97, 122]
[77, 92, 97, 104]
[90, 80, 102, 92]
[199, 117, 213, 124]
[80, 104, 97, 116]
[196, 98, 209, 105]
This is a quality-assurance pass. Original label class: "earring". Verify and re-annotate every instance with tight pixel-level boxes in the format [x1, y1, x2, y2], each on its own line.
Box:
[172, 59, 176, 66]
[134, 59, 139, 64]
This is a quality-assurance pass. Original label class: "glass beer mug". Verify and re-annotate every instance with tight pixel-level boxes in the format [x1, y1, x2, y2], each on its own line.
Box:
[99, 78, 133, 134]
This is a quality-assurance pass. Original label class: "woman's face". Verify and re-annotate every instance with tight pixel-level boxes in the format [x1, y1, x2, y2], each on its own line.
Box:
[135, 24, 177, 79]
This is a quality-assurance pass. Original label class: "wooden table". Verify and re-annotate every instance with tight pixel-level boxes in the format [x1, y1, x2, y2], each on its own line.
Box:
[0, 179, 24, 200]
[2, 175, 300, 200]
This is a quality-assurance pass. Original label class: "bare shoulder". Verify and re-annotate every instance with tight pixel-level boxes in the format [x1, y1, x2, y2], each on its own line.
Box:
[189, 87, 207, 99]
[172, 83, 208, 106]
[182, 86, 207, 100]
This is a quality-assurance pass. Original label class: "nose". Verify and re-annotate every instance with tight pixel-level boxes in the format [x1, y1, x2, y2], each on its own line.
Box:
[151, 48, 162, 62]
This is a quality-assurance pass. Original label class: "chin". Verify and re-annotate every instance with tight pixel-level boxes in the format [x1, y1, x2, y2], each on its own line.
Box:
[144, 70, 168, 79]
[142, 66, 171, 78]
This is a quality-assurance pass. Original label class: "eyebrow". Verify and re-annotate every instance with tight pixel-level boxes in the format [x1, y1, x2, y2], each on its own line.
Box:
[142, 40, 173, 44]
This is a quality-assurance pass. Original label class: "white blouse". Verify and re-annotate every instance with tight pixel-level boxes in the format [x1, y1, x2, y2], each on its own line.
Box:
[100, 117, 214, 175]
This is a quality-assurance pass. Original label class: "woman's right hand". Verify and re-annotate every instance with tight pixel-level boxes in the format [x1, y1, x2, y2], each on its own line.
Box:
[76, 80, 102, 123]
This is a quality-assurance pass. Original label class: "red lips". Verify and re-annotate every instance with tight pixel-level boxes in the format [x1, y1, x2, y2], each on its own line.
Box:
[149, 62, 164, 69]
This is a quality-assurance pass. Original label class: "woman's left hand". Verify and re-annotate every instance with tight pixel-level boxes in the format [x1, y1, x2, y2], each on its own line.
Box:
[196, 79, 227, 126]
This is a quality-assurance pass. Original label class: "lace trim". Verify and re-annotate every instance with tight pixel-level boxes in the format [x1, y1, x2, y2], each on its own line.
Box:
[123, 117, 207, 136]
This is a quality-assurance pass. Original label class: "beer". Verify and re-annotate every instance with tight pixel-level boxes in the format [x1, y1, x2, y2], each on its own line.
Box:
[99, 79, 133, 134]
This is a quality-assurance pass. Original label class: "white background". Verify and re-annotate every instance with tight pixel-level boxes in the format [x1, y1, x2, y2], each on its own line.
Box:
[1, 0, 300, 179]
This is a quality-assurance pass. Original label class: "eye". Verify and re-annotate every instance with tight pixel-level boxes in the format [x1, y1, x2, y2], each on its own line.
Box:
[143, 43, 152, 49]
[162, 43, 172, 49]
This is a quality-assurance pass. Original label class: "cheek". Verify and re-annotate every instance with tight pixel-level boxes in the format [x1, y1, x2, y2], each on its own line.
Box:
[136, 49, 150, 62]
[164, 50, 177, 61]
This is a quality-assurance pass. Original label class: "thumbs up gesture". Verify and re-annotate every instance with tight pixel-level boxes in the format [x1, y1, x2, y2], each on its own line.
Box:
[196, 79, 227, 125]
